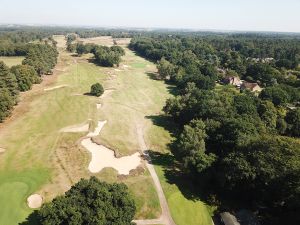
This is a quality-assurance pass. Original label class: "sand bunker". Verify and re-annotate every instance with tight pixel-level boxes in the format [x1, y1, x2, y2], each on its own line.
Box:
[60, 122, 90, 133]
[96, 103, 102, 109]
[27, 194, 43, 208]
[0, 148, 5, 153]
[100, 90, 114, 99]
[81, 138, 141, 175]
[87, 121, 107, 137]
[44, 85, 68, 91]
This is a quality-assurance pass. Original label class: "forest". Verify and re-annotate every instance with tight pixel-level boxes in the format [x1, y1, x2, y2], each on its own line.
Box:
[130, 34, 300, 225]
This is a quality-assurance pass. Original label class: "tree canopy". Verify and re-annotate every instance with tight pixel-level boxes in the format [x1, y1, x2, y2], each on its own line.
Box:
[37, 177, 136, 225]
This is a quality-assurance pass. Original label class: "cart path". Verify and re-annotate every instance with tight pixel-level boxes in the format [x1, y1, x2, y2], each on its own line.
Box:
[133, 124, 176, 225]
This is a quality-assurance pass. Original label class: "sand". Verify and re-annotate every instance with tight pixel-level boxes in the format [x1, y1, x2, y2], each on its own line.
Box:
[81, 120, 141, 174]
[0, 147, 5, 153]
[44, 85, 68, 91]
[60, 122, 90, 133]
[100, 90, 114, 99]
[81, 138, 141, 175]
[114, 69, 122, 72]
[87, 121, 107, 137]
[27, 194, 43, 208]
[96, 104, 102, 109]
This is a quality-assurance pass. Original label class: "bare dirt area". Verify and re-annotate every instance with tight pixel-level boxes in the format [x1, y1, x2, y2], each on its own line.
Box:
[60, 122, 90, 133]
[44, 85, 69, 91]
[78, 36, 131, 47]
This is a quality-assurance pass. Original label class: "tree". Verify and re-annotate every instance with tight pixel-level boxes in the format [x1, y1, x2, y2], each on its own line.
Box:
[0, 88, 14, 122]
[93, 46, 123, 67]
[157, 57, 176, 80]
[260, 86, 289, 106]
[90, 83, 104, 97]
[0, 61, 18, 98]
[176, 119, 216, 173]
[221, 136, 300, 211]
[11, 65, 41, 91]
[110, 45, 125, 56]
[76, 43, 86, 56]
[38, 177, 136, 225]
[258, 100, 278, 130]
[286, 108, 300, 137]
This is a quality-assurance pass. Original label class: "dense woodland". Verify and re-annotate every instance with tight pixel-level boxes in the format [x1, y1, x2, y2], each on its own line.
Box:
[130, 35, 300, 225]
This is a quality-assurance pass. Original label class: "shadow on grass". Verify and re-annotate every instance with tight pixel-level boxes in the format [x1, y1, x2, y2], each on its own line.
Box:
[19, 210, 40, 225]
[146, 72, 160, 80]
[145, 115, 179, 138]
[145, 114, 220, 208]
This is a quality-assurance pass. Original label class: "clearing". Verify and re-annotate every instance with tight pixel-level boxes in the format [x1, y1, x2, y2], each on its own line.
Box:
[0, 56, 25, 67]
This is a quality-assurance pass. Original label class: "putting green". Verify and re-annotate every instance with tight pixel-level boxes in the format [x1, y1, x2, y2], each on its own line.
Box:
[0, 169, 49, 225]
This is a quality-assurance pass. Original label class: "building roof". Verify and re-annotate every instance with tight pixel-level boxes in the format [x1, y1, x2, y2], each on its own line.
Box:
[241, 82, 261, 91]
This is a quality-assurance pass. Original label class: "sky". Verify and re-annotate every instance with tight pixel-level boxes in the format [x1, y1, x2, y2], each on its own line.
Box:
[0, 0, 300, 32]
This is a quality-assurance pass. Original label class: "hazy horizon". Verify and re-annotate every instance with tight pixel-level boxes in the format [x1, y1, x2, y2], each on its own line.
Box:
[1, 0, 300, 33]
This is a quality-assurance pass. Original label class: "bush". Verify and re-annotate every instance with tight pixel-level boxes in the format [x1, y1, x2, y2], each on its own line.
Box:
[90, 83, 104, 97]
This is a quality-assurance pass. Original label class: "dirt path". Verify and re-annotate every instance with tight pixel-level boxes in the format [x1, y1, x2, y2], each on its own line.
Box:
[134, 124, 176, 225]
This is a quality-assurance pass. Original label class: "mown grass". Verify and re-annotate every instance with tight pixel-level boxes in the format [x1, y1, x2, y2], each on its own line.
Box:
[0, 56, 25, 67]
[0, 35, 213, 225]
[145, 116, 213, 225]
[0, 37, 162, 224]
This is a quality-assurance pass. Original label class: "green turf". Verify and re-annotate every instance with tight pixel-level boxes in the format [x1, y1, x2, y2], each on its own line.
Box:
[0, 36, 213, 224]
[0, 39, 163, 223]
[145, 117, 214, 225]
[0, 169, 49, 225]
[0, 56, 25, 67]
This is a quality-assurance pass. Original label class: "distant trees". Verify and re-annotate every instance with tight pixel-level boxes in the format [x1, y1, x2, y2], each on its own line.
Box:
[93, 46, 124, 67]
[0, 40, 58, 122]
[90, 83, 104, 97]
[37, 177, 136, 225]
[23, 44, 58, 75]
[73, 43, 125, 67]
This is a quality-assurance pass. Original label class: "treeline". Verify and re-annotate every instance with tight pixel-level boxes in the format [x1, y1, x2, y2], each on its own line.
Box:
[68, 41, 125, 67]
[23, 44, 58, 74]
[0, 42, 58, 122]
[130, 35, 300, 72]
[130, 35, 300, 224]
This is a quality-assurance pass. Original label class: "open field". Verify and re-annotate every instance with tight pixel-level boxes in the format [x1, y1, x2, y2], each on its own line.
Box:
[0, 56, 25, 67]
[0, 35, 212, 225]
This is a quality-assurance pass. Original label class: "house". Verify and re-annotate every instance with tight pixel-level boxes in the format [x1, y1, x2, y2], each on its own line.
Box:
[223, 76, 242, 86]
[240, 82, 262, 93]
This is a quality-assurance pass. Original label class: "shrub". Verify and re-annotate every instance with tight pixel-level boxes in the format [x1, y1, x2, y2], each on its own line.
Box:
[90, 83, 104, 97]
